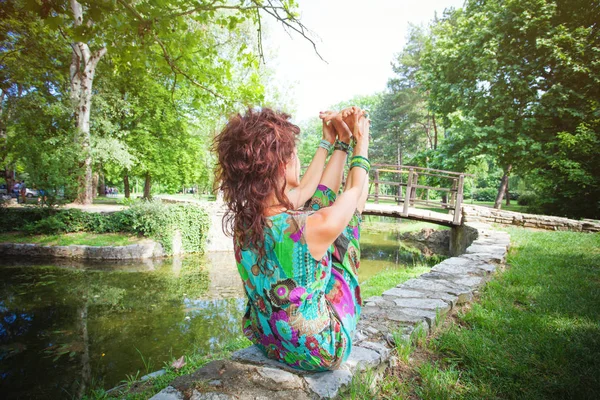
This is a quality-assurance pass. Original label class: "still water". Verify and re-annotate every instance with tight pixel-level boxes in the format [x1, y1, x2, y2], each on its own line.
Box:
[0, 223, 445, 398]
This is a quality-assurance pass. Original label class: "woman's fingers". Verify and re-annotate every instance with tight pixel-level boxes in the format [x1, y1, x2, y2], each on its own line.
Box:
[319, 110, 337, 123]
[332, 113, 352, 141]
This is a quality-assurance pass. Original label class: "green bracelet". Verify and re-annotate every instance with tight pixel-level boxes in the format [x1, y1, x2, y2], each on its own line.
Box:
[350, 155, 371, 173]
[334, 139, 352, 154]
[319, 139, 332, 152]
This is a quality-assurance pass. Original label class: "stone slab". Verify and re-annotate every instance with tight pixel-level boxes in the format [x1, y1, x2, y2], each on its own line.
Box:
[255, 367, 305, 390]
[401, 278, 470, 297]
[392, 298, 450, 313]
[150, 386, 184, 400]
[231, 346, 310, 375]
[190, 392, 233, 400]
[431, 263, 490, 277]
[345, 346, 383, 371]
[359, 341, 391, 360]
[304, 370, 353, 399]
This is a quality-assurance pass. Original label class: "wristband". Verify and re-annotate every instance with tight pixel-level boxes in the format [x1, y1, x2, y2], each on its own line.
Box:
[333, 139, 352, 154]
[318, 139, 332, 152]
[350, 155, 371, 173]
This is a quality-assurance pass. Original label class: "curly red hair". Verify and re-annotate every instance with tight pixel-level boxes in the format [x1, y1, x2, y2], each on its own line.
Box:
[213, 108, 300, 264]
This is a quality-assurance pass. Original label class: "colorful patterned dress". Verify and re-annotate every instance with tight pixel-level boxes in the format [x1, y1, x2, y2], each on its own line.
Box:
[235, 185, 362, 371]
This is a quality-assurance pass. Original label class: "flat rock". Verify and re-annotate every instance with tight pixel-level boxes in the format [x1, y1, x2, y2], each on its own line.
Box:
[382, 287, 428, 300]
[461, 252, 505, 264]
[392, 298, 450, 313]
[466, 244, 507, 255]
[431, 263, 490, 277]
[437, 257, 471, 266]
[359, 341, 391, 360]
[190, 392, 233, 400]
[255, 367, 305, 390]
[304, 369, 352, 399]
[345, 346, 382, 371]
[401, 278, 470, 297]
[150, 386, 184, 400]
[231, 345, 309, 375]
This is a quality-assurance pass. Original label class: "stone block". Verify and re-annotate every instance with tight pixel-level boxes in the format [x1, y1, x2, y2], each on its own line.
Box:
[304, 370, 352, 399]
[231, 346, 310, 375]
[401, 279, 472, 302]
[345, 346, 383, 371]
[150, 386, 184, 400]
[359, 341, 391, 360]
[190, 392, 233, 400]
[254, 367, 304, 391]
[392, 298, 450, 313]
[431, 263, 490, 277]
[382, 288, 427, 300]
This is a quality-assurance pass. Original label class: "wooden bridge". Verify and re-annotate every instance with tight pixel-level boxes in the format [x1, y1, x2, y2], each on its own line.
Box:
[361, 165, 473, 227]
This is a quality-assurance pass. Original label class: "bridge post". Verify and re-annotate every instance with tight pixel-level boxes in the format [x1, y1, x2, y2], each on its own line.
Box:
[402, 168, 414, 216]
[374, 169, 379, 204]
[453, 174, 465, 225]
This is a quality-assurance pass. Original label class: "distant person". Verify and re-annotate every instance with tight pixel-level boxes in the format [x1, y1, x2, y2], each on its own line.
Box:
[19, 181, 26, 204]
[214, 107, 370, 371]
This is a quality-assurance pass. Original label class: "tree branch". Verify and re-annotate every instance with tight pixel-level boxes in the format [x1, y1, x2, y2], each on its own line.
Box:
[153, 35, 226, 102]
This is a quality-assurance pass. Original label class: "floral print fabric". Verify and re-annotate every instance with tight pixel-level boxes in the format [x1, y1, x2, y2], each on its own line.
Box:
[235, 185, 362, 371]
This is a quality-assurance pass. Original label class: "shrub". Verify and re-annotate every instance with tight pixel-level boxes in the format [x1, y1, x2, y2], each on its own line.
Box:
[473, 187, 498, 202]
[517, 191, 538, 206]
[0, 207, 48, 232]
[3, 201, 210, 255]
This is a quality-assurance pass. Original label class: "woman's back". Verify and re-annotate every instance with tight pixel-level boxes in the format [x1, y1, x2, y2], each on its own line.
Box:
[236, 209, 352, 371]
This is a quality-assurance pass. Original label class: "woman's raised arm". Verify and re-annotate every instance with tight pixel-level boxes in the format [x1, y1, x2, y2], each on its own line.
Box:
[305, 114, 370, 260]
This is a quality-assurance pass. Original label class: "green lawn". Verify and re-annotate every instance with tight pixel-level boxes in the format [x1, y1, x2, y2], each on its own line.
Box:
[360, 266, 432, 300]
[350, 228, 600, 399]
[467, 199, 528, 213]
[0, 232, 144, 246]
[361, 217, 450, 235]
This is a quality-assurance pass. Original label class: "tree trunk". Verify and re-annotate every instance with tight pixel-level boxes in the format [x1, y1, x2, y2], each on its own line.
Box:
[70, 0, 107, 205]
[98, 172, 106, 197]
[124, 171, 131, 199]
[92, 173, 99, 199]
[494, 164, 512, 209]
[432, 114, 438, 150]
[143, 172, 152, 200]
[505, 179, 511, 206]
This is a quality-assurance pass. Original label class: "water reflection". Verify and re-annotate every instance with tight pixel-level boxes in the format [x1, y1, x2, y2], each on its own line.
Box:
[0, 224, 445, 399]
[0, 255, 245, 399]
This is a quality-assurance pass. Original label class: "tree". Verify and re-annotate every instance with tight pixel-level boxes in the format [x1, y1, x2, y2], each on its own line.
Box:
[6, 0, 317, 204]
[371, 25, 440, 167]
[419, 0, 599, 216]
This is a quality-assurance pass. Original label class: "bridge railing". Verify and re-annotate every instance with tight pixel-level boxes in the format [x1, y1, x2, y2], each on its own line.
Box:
[368, 164, 473, 225]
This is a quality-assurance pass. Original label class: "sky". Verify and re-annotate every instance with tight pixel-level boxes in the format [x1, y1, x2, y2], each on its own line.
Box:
[263, 0, 465, 123]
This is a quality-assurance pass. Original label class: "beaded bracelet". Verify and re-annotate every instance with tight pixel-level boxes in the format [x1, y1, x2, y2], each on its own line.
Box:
[350, 155, 371, 173]
[318, 139, 333, 152]
[333, 139, 352, 154]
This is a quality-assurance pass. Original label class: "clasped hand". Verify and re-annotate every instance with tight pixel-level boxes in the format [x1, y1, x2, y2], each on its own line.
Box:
[319, 106, 370, 146]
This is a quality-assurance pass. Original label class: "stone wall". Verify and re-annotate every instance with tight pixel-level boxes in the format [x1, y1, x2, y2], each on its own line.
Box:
[462, 205, 600, 233]
[149, 221, 510, 400]
[0, 241, 164, 260]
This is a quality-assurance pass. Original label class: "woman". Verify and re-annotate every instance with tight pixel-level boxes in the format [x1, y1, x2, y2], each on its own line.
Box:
[214, 106, 370, 371]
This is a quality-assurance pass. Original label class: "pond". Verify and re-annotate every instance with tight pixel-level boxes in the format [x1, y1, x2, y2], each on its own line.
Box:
[0, 219, 446, 399]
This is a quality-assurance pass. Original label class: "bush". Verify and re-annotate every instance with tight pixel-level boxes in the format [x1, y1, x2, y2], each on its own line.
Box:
[0, 207, 48, 232]
[3, 201, 210, 255]
[473, 187, 498, 202]
[517, 191, 538, 206]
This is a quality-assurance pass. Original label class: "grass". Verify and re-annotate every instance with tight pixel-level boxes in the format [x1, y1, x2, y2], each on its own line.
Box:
[361, 217, 450, 235]
[360, 265, 432, 300]
[84, 336, 251, 400]
[365, 228, 600, 400]
[467, 199, 528, 213]
[0, 232, 143, 246]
